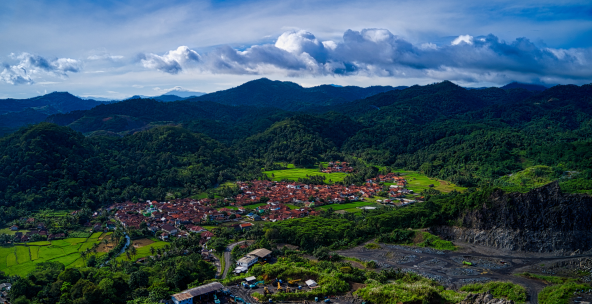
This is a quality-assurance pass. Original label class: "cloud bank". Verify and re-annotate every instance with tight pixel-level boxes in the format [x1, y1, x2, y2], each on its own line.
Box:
[140, 28, 592, 84]
[1, 53, 81, 85]
[3, 28, 592, 87]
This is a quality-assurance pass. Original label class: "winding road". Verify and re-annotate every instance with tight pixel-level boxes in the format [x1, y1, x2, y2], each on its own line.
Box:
[222, 240, 247, 279]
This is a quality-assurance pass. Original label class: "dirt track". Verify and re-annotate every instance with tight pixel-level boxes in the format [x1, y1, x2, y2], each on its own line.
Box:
[335, 242, 592, 304]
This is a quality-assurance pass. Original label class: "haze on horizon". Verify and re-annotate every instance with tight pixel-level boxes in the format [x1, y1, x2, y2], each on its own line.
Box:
[1, 0, 591, 99]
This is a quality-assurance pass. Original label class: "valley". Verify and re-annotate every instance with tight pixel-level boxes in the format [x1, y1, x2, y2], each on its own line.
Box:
[1, 80, 592, 304]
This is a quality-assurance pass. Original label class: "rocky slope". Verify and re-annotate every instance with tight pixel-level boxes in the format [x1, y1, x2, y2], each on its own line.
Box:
[434, 182, 592, 254]
[460, 292, 515, 304]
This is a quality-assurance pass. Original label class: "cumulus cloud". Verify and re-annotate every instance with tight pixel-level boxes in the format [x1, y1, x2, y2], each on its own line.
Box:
[139, 46, 200, 74]
[0, 53, 82, 85]
[138, 28, 592, 84]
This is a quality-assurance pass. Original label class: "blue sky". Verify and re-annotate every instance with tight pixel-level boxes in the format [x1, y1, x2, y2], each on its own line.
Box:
[1, 0, 591, 98]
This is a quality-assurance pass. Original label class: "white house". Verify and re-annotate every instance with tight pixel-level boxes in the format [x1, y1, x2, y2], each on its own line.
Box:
[237, 255, 258, 268]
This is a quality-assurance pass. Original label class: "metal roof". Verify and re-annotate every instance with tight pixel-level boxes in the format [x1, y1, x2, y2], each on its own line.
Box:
[244, 276, 257, 282]
[172, 282, 224, 300]
[249, 248, 272, 258]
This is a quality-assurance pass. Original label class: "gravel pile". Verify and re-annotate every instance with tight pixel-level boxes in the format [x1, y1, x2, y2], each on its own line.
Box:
[451, 256, 510, 269]
[457, 277, 492, 285]
[385, 244, 445, 255]
[379, 252, 417, 264]
[419, 258, 448, 267]
[448, 268, 480, 276]
[401, 268, 451, 285]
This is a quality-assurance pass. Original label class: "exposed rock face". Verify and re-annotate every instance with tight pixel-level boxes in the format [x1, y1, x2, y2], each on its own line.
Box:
[433, 182, 592, 254]
[460, 292, 514, 304]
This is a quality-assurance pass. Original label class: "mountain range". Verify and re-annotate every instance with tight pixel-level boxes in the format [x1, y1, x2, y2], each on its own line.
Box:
[0, 79, 549, 134]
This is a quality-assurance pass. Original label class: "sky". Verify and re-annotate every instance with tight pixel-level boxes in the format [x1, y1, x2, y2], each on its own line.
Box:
[1, 0, 592, 99]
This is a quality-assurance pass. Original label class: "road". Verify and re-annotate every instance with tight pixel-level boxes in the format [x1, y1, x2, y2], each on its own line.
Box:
[336, 242, 592, 304]
[222, 240, 247, 279]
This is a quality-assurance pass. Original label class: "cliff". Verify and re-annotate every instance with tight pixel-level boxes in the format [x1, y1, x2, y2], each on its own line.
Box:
[434, 182, 592, 254]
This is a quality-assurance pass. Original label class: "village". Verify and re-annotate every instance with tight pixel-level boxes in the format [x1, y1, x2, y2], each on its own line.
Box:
[111, 173, 413, 241]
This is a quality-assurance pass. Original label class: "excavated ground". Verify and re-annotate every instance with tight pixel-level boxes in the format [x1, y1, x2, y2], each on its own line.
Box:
[221, 241, 592, 304]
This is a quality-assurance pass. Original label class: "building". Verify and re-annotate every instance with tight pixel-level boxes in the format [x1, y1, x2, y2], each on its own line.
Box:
[161, 224, 178, 235]
[248, 248, 272, 259]
[236, 255, 258, 268]
[171, 282, 224, 304]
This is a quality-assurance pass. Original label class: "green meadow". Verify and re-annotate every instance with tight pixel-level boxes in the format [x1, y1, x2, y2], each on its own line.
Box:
[263, 164, 348, 183]
[0, 232, 109, 275]
[391, 170, 466, 193]
[318, 201, 380, 213]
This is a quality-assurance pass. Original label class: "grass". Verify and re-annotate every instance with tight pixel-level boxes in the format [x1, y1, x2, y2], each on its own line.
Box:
[263, 167, 348, 183]
[364, 243, 381, 249]
[0, 235, 108, 275]
[538, 282, 590, 304]
[517, 273, 576, 284]
[416, 232, 457, 251]
[16, 246, 30, 263]
[89, 232, 103, 239]
[461, 281, 527, 303]
[30, 246, 39, 260]
[318, 201, 378, 212]
[28, 241, 51, 246]
[116, 238, 168, 262]
[392, 170, 466, 193]
[243, 203, 267, 209]
[0, 228, 30, 235]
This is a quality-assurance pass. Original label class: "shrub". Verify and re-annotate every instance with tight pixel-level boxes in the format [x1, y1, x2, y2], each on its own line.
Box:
[461, 281, 527, 303]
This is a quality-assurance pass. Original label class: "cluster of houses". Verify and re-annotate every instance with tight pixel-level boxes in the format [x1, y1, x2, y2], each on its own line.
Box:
[321, 161, 354, 173]
[112, 200, 219, 241]
[0, 282, 11, 304]
[234, 180, 383, 206]
[109, 175, 417, 240]
[8, 220, 66, 242]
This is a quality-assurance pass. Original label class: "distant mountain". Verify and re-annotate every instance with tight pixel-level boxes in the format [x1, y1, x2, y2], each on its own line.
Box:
[163, 87, 205, 98]
[501, 82, 549, 91]
[0, 92, 110, 128]
[45, 98, 291, 144]
[191, 78, 405, 111]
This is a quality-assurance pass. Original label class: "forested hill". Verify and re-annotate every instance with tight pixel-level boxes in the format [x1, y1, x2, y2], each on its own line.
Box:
[2, 80, 592, 222]
[190, 78, 404, 111]
[46, 98, 291, 144]
[0, 92, 109, 130]
[0, 123, 262, 225]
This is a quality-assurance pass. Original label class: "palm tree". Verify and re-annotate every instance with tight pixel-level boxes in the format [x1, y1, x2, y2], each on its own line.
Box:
[125, 250, 131, 261]
[130, 245, 137, 261]
[150, 246, 155, 256]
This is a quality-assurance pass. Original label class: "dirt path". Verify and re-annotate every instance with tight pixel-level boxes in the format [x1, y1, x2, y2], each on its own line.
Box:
[336, 243, 592, 304]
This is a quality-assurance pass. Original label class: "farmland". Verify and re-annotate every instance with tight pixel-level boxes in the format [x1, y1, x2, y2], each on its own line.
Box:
[116, 237, 168, 262]
[318, 201, 380, 213]
[391, 170, 466, 193]
[0, 232, 112, 275]
[263, 164, 348, 183]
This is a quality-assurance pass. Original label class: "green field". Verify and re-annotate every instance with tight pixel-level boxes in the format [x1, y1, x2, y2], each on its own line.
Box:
[318, 201, 379, 213]
[392, 170, 466, 193]
[0, 236, 107, 275]
[116, 237, 168, 262]
[0, 227, 31, 235]
[263, 166, 348, 183]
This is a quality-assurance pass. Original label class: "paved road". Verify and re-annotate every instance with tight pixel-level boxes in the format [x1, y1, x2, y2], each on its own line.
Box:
[222, 241, 247, 279]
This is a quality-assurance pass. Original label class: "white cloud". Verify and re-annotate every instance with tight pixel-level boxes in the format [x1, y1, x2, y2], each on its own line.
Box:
[140, 46, 200, 74]
[452, 35, 474, 45]
[140, 28, 592, 84]
[0, 52, 81, 85]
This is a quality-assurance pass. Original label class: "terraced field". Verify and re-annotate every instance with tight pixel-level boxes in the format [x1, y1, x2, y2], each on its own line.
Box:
[0, 232, 110, 275]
